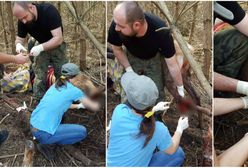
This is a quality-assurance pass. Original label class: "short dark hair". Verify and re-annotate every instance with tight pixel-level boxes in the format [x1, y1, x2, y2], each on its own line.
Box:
[12, 1, 32, 10]
[122, 1, 145, 24]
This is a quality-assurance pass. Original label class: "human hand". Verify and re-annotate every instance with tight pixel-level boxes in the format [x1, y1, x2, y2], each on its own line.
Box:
[16, 43, 27, 53]
[30, 44, 44, 56]
[14, 53, 29, 64]
[176, 117, 189, 134]
[91, 102, 100, 112]
[152, 101, 170, 112]
[177, 85, 185, 97]
[77, 103, 85, 109]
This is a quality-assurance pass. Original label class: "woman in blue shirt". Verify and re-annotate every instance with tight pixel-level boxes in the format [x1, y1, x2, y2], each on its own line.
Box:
[30, 63, 100, 160]
[107, 72, 188, 166]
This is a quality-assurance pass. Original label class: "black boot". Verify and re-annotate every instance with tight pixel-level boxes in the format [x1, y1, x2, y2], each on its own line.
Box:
[37, 143, 57, 160]
[0, 129, 8, 145]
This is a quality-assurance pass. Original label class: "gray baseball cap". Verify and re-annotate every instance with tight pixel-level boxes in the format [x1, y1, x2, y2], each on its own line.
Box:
[61, 63, 80, 76]
[121, 71, 158, 110]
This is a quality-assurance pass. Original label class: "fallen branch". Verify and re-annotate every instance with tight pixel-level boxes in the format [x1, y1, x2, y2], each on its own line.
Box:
[0, 153, 24, 159]
[63, 145, 93, 166]
[0, 113, 10, 124]
[22, 140, 35, 167]
[61, 148, 79, 167]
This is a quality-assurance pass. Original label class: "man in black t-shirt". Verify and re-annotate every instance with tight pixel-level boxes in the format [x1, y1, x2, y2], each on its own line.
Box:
[12, 2, 68, 101]
[108, 1, 184, 102]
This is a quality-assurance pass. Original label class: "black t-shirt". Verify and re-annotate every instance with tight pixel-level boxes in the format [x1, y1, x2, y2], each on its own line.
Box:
[108, 12, 175, 59]
[17, 3, 62, 43]
[215, 1, 246, 25]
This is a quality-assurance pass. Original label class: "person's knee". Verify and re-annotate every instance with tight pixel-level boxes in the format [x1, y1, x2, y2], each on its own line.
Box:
[76, 125, 87, 140]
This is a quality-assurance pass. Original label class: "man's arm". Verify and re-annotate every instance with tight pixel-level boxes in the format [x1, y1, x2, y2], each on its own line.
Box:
[0, 53, 28, 64]
[217, 134, 248, 166]
[15, 36, 26, 45]
[234, 13, 248, 36]
[165, 55, 183, 87]
[112, 45, 131, 69]
[42, 27, 63, 51]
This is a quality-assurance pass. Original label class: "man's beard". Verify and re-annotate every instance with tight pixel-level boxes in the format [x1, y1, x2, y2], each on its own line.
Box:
[119, 29, 137, 37]
[25, 11, 36, 25]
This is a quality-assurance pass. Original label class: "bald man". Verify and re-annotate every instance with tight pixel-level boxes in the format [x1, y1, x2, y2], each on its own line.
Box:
[108, 1, 184, 102]
[12, 1, 68, 101]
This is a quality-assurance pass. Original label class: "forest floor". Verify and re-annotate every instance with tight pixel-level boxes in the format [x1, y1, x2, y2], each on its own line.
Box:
[0, 91, 105, 167]
[0, 63, 105, 167]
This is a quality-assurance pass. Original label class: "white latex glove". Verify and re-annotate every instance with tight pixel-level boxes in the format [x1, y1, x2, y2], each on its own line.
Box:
[125, 66, 133, 72]
[30, 44, 44, 56]
[77, 103, 85, 109]
[177, 85, 185, 97]
[152, 101, 170, 112]
[176, 117, 189, 134]
[107, 120, 111, 132]
[16, 43, 27, 53]
[16, 101, 27, 112]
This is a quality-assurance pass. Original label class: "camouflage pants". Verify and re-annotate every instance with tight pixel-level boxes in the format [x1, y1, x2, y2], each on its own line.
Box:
[32, 42, 68, 99]
[126, 50, 165, 102]
[214, 28, 248, 78]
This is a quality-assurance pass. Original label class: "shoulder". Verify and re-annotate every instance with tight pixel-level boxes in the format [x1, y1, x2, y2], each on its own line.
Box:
[114, 104, 130, 112]
[37, 3, 60, 16]
[155, 121, 169, 132]
[145, 12, 166, 29]
[67, 82, 84, 93]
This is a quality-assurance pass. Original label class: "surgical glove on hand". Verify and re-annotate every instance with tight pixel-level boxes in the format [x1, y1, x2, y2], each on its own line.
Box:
[16, 43, 27, 53]
[177, 85, 185, 97]
[176, 117, 189, 134]
[77, 103, 85, 109]
[30, 44, 44, 56]
[125, 66, 133, 72]
[152, 101, 170, 112]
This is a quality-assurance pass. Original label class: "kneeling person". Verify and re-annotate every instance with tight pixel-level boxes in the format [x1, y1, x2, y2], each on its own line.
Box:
[30, 63, 100, 160]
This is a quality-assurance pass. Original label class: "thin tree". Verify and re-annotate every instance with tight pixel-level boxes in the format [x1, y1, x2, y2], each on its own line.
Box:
[6, 2, 16, 54]
[0, 2, 8, 52]
[203, 2, 212, 81]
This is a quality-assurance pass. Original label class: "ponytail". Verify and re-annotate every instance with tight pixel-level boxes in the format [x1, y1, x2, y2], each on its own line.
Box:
[126, 102, 156, 148]
[55, 76, 69, 90]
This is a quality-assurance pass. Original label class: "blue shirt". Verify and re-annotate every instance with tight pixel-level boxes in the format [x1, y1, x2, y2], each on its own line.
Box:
[30, 82, 85, 135]
[107, 104, 172, 167]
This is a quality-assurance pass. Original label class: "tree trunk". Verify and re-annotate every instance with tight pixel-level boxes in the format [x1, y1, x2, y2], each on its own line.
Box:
[189, 3, 198, 43]
[79, 35, 87, 70]
[6, 2, 16, 54]
[64, 1, 105, 57]
[154, 1, 212, 98]
[203, 2, 212, 81]
[0, 2, 8, 52]
[174, 2, 179, 19]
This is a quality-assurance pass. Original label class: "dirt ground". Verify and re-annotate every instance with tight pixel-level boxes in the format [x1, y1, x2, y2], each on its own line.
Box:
[0, 91, 105, 167]
[107, 75, 211, 167]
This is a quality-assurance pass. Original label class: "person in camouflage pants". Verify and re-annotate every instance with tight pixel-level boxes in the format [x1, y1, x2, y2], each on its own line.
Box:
[32, 42, 68, 99]
[214, 28, 248, 79]
[126, 50, 165, 102]
[12, 2, 68, 101]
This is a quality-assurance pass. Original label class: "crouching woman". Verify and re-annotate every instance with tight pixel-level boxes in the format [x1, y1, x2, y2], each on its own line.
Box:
[30, 63, 100, 160]
[107, 71, 188, 167]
